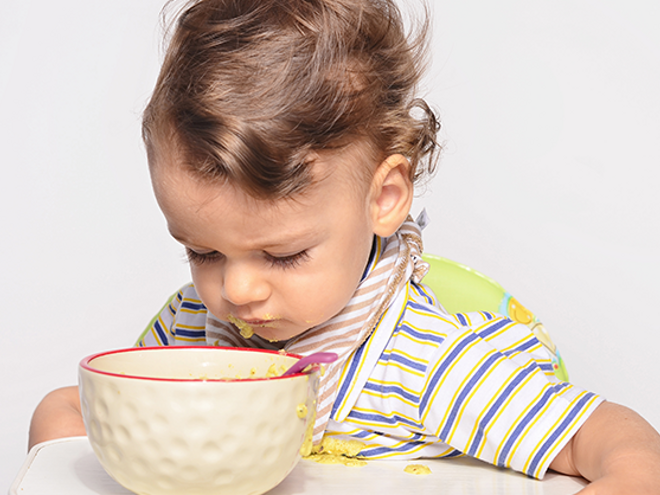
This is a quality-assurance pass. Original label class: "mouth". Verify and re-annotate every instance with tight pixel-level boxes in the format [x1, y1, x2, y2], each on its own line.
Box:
[243, 319, 276, 327]
[227, 314, 280, 339]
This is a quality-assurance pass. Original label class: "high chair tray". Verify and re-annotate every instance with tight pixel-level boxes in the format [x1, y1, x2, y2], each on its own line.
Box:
[10, 436, 587, 495]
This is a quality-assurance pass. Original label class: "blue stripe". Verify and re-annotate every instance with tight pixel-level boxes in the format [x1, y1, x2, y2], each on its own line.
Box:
[440, 449, 464, 458]
[496, 385, 559, 467]
[175, 329, 206, 338]
[413, 282, 435, 305]
[456, 313, 468, 326]
[346, 410, 421, 429]
[420, 332, 479, 414]
[363, 382, 419, 404]
[396, 323, 445, 344]
[502, 337, 538, 356]
[407, 300, 447, 317]
[438, 353, 501, 440]
[181, 301, 206, 311]
[352, 430, 373, 439]
[331, 339, 368, 418]
[153, 320, 169, 346]
[527, 392, 597, 475]
[538, 363, 555, 373]
[477, 317, 511, 339]
[466, 361, 540, 456]
[360, 440, 426, 457]
[379, 352, 427, 372]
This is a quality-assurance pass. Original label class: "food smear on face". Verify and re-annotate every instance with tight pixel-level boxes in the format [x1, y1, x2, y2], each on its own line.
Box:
[304, 437, 367, 467]
[404, 464, 432, 475]
[228, 314, 254, 338]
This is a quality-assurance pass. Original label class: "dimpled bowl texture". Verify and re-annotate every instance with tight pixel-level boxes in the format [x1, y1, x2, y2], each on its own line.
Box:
[79, 347, 320, 495]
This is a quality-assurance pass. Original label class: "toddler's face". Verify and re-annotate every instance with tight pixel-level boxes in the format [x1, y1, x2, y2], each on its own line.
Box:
[152, 148, 376, 342]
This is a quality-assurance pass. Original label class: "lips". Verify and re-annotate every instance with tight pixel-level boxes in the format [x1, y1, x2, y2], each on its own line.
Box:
[244, 319, 272, 326]
[236, 317, 279, 327]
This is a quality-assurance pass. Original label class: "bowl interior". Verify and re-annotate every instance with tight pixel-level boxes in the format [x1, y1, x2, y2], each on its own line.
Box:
[82, 347, 301, 381]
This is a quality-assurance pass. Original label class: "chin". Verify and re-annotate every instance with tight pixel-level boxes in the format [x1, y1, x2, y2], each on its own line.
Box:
[256, 325, 308, 343]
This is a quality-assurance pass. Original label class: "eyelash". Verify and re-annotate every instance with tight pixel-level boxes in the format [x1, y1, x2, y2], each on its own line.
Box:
[265, 250, 310, 269]
[185, 249, 310, 269]
[185, 249, 221, 265]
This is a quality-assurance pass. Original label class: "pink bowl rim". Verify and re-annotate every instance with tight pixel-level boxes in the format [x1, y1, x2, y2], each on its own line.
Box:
[79, 346, 309, 383]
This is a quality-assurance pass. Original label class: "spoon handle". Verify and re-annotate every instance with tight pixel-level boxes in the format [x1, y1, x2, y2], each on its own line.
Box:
[282, 352, 339, 376]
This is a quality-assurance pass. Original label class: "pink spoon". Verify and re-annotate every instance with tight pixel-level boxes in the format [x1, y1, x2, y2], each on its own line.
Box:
[282, 352, 339, 376]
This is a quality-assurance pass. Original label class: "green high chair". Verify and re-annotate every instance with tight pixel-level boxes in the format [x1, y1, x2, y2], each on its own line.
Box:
[421, 253, 569, 382]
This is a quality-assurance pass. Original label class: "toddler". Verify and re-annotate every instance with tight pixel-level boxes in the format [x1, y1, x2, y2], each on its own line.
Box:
[30, 0, 660, 492]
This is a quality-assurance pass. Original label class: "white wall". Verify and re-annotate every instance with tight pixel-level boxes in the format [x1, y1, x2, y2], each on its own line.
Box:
[2, 0, 659, 490]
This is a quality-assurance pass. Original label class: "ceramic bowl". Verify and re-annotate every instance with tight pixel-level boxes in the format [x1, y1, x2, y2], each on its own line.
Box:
[79, 346, 319, 495]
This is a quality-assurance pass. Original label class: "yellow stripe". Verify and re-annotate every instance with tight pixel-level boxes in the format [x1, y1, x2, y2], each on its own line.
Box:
[428, 446, 465, 458]
[498, 334, 539, 354]
[474, 318, 515, 342]
[384, 348, 429, 367]
[367, 379, 419, 397]
[148, 327, 164, 346]
[395, 331, 442, 348]
[525, 391, 600, 477]
[367, 441, 431, 459]
[361, 388, 418, 408]
[348, 406, 419, 430]
[408, 306, 460, 328]
[420, 329, 482, 425]
[474, 368, 539, 459]
[505, 386, 563, 468]
[174, 336, 207, 343]
[463, 368, 512, 450]
[451, 354, 509, 446]
[441, 350, 503, 444]
[382, 361, 425, 378]
[334, 290, 408, 419]
[491, 377, 552, 465]
[180, 307, 207, 315]
[174, 323, 207, 331]
[398, 319, 449, 340]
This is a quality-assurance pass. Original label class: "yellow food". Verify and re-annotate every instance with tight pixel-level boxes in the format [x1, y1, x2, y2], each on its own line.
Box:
[296, 403, 308, 419]
[319, 437, 365, 457]
[305, 453, 367, 467]
[299, 400, 317, 457]
[228, 315, 254, 339]
[304, 437, 367, 467]
[404, 464, 432, 475]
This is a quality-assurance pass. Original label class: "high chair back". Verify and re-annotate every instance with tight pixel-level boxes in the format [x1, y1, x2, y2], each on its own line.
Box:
[421, 254, 569, 382]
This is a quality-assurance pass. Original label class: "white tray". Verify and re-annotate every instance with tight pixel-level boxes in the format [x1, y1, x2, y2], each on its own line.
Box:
[9, 437, 587, 495]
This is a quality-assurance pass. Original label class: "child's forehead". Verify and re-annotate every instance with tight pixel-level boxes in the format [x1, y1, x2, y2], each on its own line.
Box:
[151, 137, 377, 203]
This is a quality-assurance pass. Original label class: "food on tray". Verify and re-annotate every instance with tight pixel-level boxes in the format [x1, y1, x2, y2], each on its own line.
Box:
[404, 464, 432, 475]
[304, 437, 367, 467]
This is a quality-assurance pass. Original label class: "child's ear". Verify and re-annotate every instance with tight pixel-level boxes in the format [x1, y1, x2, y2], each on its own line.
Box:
[369, 154, 414, 237]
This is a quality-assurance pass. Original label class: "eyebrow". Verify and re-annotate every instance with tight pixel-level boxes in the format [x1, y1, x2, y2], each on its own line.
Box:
[168, 227, 322, 251]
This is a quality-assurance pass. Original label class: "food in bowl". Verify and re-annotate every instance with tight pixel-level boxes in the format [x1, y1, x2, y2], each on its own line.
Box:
[79, 346, 320, 495]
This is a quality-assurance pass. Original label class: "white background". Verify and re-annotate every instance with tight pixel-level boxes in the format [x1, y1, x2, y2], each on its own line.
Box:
[2, 0, 659, 490]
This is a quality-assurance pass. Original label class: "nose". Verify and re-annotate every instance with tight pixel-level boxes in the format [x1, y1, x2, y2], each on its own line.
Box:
[221, 260, 270, 307]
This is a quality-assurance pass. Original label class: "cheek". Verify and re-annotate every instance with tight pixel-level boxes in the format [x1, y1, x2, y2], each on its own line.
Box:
[189, 265, 223, 314]
[292, 265, 361, 323]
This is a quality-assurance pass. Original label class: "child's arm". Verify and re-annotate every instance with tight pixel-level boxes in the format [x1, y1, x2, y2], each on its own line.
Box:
[549, 401, 660, 494]
[28, 386, 85, 450]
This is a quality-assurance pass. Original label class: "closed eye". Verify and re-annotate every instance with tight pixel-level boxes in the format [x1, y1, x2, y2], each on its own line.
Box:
[265, 250, 310, 269]
[186, 248, 223, 265]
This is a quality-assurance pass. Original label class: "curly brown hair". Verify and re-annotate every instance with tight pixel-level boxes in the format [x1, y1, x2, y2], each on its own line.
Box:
[143, 0, 440, 199]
